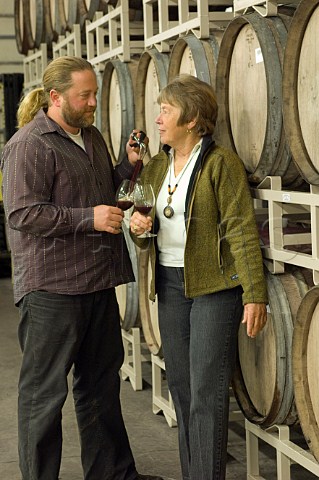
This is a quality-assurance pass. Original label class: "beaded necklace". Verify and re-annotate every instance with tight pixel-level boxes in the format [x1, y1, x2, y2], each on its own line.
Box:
[163, 144, 200, 219]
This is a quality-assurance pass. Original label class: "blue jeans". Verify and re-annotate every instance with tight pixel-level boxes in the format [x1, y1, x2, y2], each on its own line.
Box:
[18, 289, 137, 480]
[157, 266, 243, 480]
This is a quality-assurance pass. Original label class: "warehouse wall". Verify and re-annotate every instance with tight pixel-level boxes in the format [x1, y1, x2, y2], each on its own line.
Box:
[0, 0, 24, 74]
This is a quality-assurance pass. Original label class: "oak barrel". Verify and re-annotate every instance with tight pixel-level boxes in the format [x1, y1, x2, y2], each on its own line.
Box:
[134, 49, 169, 162]
[14, 0, 28, 54]
[293, 285, 319, 462]
[58, 0, 82, 33]
[14, 0, 44, 55]
[100, 59, 137, 164]
[48, 0, 61, 39]
[76, 0, 109, 34]
[282, 0, 319, 185]
[102, 0, 143, 21]
[94, 68, 103, 133]
[48, 0, 81, 38]
[138, 248, 162, 356]
[15, 0, 56, 53]
[115, 222, 140, 330]
[215, 12, 301, 187]
[168, 33, 222, 90]
[80, 0, 109, 21]
[232, 269, 309, 427]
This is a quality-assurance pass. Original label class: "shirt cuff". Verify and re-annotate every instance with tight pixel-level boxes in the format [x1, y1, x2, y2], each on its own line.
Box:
[72, 207, 94, 232]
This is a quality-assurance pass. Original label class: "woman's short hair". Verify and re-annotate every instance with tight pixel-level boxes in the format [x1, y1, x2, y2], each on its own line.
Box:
[157, 74, 218, 136]
[17, 56, 94, 128]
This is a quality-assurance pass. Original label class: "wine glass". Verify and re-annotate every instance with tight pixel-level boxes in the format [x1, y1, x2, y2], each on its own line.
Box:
[115, 179, 134, 232]
[133, 181, 157, 238]
[115, 179, 134, 211]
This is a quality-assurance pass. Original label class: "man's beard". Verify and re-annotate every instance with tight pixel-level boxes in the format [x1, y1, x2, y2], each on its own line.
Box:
[61, 99, 95, 129]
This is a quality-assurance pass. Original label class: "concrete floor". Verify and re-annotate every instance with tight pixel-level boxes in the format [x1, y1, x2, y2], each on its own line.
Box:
[0, 273, 318, 480]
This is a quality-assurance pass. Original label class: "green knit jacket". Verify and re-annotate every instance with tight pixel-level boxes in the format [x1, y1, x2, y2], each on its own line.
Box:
[133, 136, 268, 305]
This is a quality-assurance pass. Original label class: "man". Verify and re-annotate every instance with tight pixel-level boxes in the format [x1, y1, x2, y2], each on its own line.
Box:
[1, 56, 162, 480]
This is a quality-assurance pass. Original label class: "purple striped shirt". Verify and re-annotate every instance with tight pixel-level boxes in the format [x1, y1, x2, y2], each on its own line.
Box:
[1, 109, 135, 304]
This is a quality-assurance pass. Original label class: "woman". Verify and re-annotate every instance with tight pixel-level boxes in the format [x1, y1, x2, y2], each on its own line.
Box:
[130, 75, 268, 480]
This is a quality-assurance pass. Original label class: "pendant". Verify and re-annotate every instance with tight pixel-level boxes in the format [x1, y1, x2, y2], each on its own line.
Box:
[163, 205, 174, 218]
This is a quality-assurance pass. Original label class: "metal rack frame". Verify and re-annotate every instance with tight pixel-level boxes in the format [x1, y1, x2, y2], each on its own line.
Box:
[233, 0, 300, 17]
[151, 354, 177, 427]
[86, 1, 144, 67]
[252, 176, 319, 284]
[246, 420, 319, 479]
[23, 44, 48, 92]
[121, 327, 150, 391]
[53, 25, 82, 59]
[143, 0, 233, 52]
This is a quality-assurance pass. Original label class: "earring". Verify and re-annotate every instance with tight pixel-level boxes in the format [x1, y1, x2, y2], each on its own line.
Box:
[187, 128, 192, 134]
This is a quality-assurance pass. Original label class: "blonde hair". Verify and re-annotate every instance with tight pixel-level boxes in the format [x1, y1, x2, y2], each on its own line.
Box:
[17, 88, 47, 128]
[17, 56, 94, 128]
[157, 74, 218, 136]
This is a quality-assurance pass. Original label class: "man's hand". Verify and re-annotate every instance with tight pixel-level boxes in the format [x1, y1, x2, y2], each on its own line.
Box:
[126, 130, 149, 165]
[93, 205, 124, 234]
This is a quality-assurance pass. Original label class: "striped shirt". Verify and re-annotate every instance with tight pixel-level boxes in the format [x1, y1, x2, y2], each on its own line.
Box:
[1, 109, 135, 304]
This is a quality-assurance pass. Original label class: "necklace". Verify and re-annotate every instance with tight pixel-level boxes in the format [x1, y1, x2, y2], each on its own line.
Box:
[163, 144, 200, 219]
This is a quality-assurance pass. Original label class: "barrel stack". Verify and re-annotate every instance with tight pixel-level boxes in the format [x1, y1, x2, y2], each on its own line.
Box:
[12, 0, 319, 476]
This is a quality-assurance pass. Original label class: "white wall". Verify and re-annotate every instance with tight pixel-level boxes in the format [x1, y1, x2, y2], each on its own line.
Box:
[0, 1, 24, 74]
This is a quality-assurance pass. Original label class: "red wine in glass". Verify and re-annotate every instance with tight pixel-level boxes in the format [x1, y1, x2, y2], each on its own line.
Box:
[115, 179, 134, 210]
[117, 199, 134, 211]
[133, 182, 157, 238]
[115, 179, 134, 232]
[135, 204, 152, 215]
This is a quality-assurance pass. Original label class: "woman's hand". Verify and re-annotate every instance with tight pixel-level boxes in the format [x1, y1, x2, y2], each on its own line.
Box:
[126, 130, 149, 165]
[242, 303, 267, 338]
[130, 211, 152, 236]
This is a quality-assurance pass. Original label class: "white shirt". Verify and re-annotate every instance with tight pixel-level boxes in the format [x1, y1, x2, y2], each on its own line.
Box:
[67, 129, 86, 151]
[156, 142, 201, 266]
